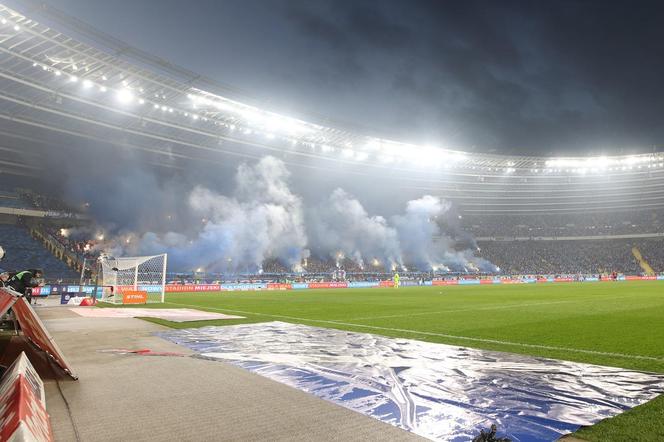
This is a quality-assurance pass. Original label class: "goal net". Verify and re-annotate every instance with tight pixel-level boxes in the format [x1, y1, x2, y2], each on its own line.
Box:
[100, 254, 167, 304]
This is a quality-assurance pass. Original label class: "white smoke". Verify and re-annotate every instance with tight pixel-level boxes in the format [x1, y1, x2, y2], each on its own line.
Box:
[308, 188, 403, 270]
[97, 156, 494, 273]
[392, 196, 499, 272]
[125, 156, 309, 272]
[392, 195, 449, 270]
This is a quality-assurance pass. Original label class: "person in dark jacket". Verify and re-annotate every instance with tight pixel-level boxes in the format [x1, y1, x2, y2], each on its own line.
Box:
[8, 269, 43, 304]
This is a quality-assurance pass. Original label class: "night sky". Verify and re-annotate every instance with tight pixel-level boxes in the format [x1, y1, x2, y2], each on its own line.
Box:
[21, 0, 664, 155]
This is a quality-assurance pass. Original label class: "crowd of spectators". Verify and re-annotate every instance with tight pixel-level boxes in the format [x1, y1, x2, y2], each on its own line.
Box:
[258, 238, 664, 278]
[35, 226, 664, 279]
[7, 185, 664, 285]
[39, 224, 98, 260]
[476, 239, 664, 275]
[463, 210, 664, 237]
[16, 188, 73, 212]
[262, 256, 373, 275]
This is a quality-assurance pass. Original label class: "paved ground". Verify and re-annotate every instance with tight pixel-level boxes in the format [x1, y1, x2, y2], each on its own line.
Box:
[16, 305, 424, 442]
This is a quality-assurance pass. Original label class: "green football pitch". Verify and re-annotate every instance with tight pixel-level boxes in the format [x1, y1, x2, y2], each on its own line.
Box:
[123, 281, 664, 441]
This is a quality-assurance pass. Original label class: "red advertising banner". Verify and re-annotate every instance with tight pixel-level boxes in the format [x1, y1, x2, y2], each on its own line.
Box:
[5, 291, 77, 379]
[432, 280, 459, 286]
[479, 279, 494, 285]
[553, 278, 574, 282]
[308, 282, 349, 289]
[0, 352, 54, 442]
[379, 280, 395, 287]
[267, 283, 292, 290]
[165, 284, 223, 292]
[625, 275, 656, 281]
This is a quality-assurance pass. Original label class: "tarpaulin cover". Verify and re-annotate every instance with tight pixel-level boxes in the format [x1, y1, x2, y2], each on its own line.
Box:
[159, 322, 664, 442]
[70, 308, 244, 322]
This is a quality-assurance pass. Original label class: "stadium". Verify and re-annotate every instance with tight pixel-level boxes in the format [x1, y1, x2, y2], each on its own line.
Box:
[0, 1, 663, 441]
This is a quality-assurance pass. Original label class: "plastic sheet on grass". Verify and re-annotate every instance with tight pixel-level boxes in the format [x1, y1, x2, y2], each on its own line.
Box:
[159, 321, 664, 442]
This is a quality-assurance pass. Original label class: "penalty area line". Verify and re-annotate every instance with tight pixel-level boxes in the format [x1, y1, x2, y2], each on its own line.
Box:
[163, 301, 664, 363]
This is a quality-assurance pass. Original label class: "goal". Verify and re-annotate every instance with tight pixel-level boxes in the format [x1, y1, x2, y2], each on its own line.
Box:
[100, 254, 167, 304]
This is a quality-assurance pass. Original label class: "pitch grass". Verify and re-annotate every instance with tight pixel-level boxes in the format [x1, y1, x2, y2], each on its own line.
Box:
[111, 281, 664, 441]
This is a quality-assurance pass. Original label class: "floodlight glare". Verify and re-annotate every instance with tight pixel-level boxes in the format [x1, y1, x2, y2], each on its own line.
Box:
[116, 88, 134, 104]
[341, 148, 354, 158]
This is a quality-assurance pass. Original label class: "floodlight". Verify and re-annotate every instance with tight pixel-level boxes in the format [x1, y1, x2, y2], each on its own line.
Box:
[116, 88, 134, 104]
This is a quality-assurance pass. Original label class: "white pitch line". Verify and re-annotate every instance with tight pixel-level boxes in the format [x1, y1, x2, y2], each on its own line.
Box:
[164, 300, 664, 363]
[336, 294, 636, 322]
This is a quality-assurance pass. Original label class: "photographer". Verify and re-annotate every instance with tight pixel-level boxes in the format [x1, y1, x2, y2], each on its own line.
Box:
[0, 246, 8, 287]
[7, 269, 44, 304]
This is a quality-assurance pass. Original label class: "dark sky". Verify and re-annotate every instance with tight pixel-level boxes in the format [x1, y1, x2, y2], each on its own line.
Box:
[24, 0, 664, 155]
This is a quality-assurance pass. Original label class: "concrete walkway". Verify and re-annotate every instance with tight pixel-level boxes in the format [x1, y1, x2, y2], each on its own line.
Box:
[26, 306, 424, 442]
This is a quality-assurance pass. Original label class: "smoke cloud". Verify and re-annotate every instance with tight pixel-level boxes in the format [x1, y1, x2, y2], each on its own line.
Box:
[308, 188, 403, 270]
[80, 155, 493, 273]
[119, 156, 309, 272]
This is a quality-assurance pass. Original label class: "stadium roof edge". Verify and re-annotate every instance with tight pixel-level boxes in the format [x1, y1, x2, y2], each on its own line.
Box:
[2, 1, 664, 213]
[1, 0, 662, 175]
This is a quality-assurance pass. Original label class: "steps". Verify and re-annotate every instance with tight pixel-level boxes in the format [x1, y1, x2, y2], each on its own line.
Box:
[631, 246, 655, 275]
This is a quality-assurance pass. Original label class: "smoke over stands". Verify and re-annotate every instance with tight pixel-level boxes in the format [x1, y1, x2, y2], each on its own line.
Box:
[54, 150, 494, 273]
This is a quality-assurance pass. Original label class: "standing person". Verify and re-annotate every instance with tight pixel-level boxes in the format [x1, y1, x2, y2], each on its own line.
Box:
[0, 271, 10, 287]
[8, 269, 44, 304]
[393, 272, 400, 289]
[0, 245, 7, 287]
[0, 246, 12, 287]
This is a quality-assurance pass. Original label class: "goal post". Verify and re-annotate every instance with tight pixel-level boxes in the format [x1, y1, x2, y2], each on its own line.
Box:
[100, 254, 167, 304]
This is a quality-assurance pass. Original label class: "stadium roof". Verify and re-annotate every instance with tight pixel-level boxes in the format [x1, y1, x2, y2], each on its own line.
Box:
[1, 1, 664, 214]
